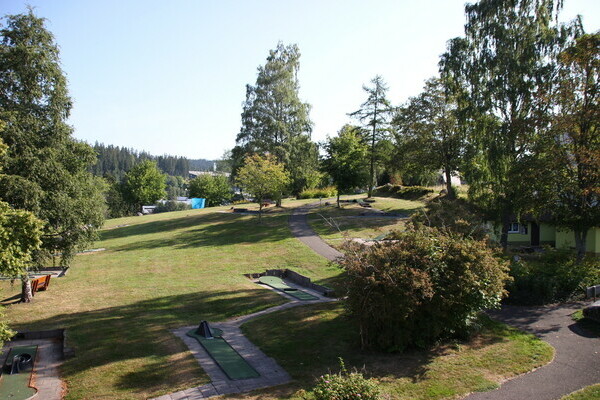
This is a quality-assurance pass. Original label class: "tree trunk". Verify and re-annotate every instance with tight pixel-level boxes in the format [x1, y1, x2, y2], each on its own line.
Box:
[337, 191, 341, 208]
[444, 165, 454, 199]
[21, 274, 33, 303]
[574, 228, 588, 263]
[258, 196, 263, 223]
[500, 210, 511, 251]
[369, 127, 375, 198]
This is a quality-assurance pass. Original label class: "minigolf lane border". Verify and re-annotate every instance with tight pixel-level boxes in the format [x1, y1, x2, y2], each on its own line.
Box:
[186, 328, 260, 381]
[258, 275, 320, 301]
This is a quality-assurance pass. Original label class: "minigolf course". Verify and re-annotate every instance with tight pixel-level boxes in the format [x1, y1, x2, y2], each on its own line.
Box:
[258, 276, 319, 300]
[0, 345, 38, 400]
[187, 322, 260, 380]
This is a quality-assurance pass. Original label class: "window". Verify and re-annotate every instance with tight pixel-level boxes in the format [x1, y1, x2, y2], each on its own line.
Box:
[508, 223, 528, 234]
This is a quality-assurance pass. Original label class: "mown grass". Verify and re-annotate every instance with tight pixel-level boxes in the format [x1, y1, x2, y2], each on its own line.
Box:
[0, 201, 337, 400]
[561, 384, 600, 400]
[241, 302, 554, 400]
[307, 195, 425, 243]
[0, 197, 555, 399]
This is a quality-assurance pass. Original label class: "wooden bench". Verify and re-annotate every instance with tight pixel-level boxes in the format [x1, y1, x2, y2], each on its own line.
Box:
[31, 275, 51, 295]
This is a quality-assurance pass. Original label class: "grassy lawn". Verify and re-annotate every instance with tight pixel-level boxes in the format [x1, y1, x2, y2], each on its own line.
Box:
[241, 302, 554, 400]
[0, 201, 337, 400]
[561, 384, 600, 400]
[0, 197, 556, 399]
[306, 195, 425, 244]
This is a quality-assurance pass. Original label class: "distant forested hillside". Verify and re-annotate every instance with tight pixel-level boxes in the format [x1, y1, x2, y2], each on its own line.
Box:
[189, 159, 216, 171]
[90, 143, 194, 179]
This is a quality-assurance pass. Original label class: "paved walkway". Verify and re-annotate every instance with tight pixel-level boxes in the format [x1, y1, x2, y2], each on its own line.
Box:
[152, 284, 336, 400]
[288, 203, 343, 261]
[464, 302, 600, 400]
[1, 338, 64, 400]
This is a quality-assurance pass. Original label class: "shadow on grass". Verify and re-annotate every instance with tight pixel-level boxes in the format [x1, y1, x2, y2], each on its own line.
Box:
[10, 288, 286, 396]
[241, 302, 440, 385]
[110, 213, 292, 252]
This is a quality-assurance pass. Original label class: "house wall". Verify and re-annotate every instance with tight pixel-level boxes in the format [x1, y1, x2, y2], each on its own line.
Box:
[540, 223, 556, 245]
[556, 227, 600, 254]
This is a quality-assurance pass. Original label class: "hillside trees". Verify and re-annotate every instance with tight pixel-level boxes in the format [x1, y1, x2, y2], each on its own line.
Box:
[350, 75, 394, 197]
[122, 160, 167, 212]
[232, 42, 318, 198]
[322, 125, 369, 207]
[444, 0, 567, 249]
[0, 10, 106, 266]
[236, 154, 289, 220]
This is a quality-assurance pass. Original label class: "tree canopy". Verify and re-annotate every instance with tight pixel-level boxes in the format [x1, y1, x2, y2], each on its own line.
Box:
[233, 42, 317, 196]
[122, 160, 167, 212]
[321, 125, 369, 207]
[236, 154, 289, 219]
[0, 10, 106, 265]
[349, 75, 394, 197]
[393, 77, 464, 197]
[188, 174, 232, 207]
[443, 0, 567, 249]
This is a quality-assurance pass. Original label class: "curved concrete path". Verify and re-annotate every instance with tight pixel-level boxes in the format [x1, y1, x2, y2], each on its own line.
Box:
[289, 202, 343, 261]
[464, 303, 600, 400]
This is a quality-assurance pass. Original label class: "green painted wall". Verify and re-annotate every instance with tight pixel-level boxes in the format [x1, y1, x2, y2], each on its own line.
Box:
[540, 223, 555, 244]
[556, 227, 600, 254]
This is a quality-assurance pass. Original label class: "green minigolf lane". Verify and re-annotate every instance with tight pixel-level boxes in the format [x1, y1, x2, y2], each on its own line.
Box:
[187, 329, 260, 380]
[258, 276, 319, 300]
[0, 345, 38, 400]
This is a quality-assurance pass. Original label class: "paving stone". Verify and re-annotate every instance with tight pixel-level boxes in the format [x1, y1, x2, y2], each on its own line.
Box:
[170, 390, 189, 400]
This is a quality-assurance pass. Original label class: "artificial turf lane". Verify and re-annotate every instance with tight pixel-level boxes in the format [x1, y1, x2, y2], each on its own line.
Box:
[186, 329, 260, 380]
[258, 276, 319, 301]
[0, 345, 38, 400]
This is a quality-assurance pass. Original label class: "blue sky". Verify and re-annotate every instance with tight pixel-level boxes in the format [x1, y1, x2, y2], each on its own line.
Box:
[2, 1, 599, 160]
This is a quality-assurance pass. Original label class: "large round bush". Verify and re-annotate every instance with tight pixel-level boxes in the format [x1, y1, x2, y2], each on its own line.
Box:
[341, 226, 509, 351]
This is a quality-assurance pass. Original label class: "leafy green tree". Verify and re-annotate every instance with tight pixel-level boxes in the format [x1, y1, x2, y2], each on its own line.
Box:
[122, 160, 166, 212]
[0, 10, 105, 266]
[165, 175, 187, 199]
[531, 32, 600, 260]
[393, 77, 464, 198]
[446, 0, 566, 249]
[233, 42, 317, 197]
[0, 136, 44, 304]
[236, 154, 290, 220]
[349, 75, 394, 197]
[322, 125, 369, 207]
[188, 174, 232, 206]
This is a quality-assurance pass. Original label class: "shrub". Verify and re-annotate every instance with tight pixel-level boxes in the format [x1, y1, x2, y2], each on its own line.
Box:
[506, 250, 600, 305]
[409, 197, 491, 241]
[298, 186, 337, 199]
[154, 201, 191, 213]
[341, 225, 509, 351]
[312, 359, 380, 400]
[372, 184, 433, 200]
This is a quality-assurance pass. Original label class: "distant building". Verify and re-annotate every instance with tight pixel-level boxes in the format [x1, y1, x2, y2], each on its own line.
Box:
[188, 170, 231, 179]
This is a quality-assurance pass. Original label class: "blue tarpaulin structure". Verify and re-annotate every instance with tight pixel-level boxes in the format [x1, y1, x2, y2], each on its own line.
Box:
[191, 198, 206, 209]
